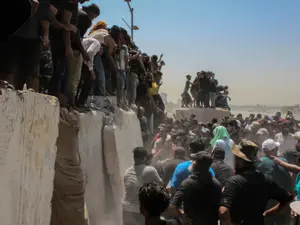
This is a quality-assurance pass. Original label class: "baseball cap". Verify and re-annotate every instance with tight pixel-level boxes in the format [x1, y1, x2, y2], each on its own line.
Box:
[262, 139, 280, 151]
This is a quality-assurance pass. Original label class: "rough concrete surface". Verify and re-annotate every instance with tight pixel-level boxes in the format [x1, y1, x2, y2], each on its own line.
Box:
[103, 108, 143, 225]
[174, 107, 230, 122]
[78, 111, 106, 225]
[0, 89, 59, 225]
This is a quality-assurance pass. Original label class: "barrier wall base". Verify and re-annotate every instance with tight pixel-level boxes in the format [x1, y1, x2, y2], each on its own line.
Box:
[0, 89, 59, 225]
[174, 107, 230, 122]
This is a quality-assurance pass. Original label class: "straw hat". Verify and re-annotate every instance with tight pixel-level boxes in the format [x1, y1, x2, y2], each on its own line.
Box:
[231, 140, 259, 162]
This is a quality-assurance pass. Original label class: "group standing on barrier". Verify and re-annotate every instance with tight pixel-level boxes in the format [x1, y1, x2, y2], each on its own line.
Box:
[0, 0, 166, 133]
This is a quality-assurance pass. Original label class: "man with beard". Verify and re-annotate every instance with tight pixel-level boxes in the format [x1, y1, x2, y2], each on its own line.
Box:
[219, 140, 293, 225]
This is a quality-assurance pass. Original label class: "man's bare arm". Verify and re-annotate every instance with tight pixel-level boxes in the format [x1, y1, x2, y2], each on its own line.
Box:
[219, 206, 232, 225]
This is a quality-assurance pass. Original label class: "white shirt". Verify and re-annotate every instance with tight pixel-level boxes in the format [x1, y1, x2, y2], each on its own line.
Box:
[88, 29, 109, 44]
[274, 132, 295, 155]
[122, 165, 163, 212]
[82, 38, 101, 71]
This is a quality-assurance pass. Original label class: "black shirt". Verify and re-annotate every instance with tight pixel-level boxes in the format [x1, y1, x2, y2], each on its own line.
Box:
[129, 58, 145, 75]
[208, 78, 218, 93]
[211, 160, 234, 186]
[284, 148, 299, 165]
[50, 0, 77, 47]
[71, 8, 91, 50]
[199, 76, 210, 91]
[162, 158, 186, 185]
[15, 0, 51, 39]
[221, 170, 293, 225]
[171, 172, 222, 225]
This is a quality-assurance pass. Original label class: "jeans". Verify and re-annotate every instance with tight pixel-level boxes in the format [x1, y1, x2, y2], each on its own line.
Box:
[209, 92, 216, 107]
[93, 54, 105, 95]
[77, 64, 93, 105]
[127, 71, 139, 105]
[120, 69, 126, 90]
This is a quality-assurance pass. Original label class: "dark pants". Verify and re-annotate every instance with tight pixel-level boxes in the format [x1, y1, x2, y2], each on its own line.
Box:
[202, 90, 210, 107]
[93, 54, 106, 95]
[264, 213, 292, 225]
[48, 42, 66, 97]
[0, 36, 40, 90]
[196, 90, 203, 107]
[77, 64, 93, 105]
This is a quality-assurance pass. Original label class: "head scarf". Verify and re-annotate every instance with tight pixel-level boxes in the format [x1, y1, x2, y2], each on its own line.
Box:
[210, 126, 230, 146]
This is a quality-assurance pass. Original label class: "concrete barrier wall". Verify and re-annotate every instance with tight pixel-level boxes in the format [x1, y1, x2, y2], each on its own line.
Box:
[0, 89, 59, 225]
[103, 108, 143, 225]
[78, 111, 106, 225]
[174, 107, 231, 122]
[78, 108, 143, 225]
[0, 89, 142, 225]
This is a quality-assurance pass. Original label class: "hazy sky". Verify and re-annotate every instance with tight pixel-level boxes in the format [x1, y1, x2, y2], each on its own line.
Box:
[89, 0, 300, 105]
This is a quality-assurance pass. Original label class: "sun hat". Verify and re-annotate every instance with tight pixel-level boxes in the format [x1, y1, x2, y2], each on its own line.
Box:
[231, 140, 259, 162]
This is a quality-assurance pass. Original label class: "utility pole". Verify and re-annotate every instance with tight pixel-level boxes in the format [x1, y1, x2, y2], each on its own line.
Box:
[130, 6, 134, 40]
[124, 0, 138, 41]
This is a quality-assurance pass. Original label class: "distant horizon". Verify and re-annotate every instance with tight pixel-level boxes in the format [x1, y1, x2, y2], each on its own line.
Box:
[161, 93, 299, 107]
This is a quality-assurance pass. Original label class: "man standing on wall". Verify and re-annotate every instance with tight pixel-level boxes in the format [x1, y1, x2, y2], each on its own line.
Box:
[1, 0, 51, 91]
[208, 72, 218, 108]
[67, 2, 100, 108]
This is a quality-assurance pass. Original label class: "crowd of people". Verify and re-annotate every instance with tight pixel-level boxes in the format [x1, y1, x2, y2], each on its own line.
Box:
[125, 110, 300, 225]
[0, 0, 166, 124]
[181, 71, 231, 110]
[4, 1, 300, 225]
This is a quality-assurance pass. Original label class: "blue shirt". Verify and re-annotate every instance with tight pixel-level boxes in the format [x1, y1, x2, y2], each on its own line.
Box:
[170, 161, 215, 189]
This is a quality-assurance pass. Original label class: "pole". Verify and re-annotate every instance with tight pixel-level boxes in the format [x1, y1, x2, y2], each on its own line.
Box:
[127, 2, 134, 41]
[131, 7, 134, 41]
